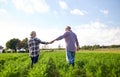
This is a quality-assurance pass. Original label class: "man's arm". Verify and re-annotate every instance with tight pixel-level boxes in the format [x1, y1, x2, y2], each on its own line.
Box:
[75, 36, 80, 51]
[50, 32, 68, 43]
[50, 35, 64, 44]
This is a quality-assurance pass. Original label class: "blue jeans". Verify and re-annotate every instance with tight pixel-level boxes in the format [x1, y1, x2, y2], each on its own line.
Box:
[66, 51, 75, 64]
[31, 55, 39, 66]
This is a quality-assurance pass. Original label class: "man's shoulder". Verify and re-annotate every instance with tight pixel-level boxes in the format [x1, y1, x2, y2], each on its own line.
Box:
[69, 31, 76, 35]
[64, 31, 75, 35]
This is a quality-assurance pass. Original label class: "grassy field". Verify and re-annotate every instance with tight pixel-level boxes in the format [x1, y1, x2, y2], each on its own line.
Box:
[0, 49, 120, 77]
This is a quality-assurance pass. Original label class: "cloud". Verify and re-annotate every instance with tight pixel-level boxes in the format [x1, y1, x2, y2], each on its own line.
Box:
[0, 21, 31, 46]
[12, 0, 50, 14]
[0, 8, 7, 15]
[0, 0, 7, 3]
[53, 10, 58, 15]
[0, 20, 64, 48]
[74, 21, 120, 46]
[59, 1, 68, 10]
[100, 9, 109, 15]
[31, 0, 50, 13]
[0, 19, 119, 48]
[70, 9, 87, 16]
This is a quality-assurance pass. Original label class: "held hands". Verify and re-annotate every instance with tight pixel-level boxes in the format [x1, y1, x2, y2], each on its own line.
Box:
[48, 40, 56, 44]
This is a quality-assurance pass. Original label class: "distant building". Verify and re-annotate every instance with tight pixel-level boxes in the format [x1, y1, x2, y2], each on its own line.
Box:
[6, 49, 13, 53]
[17, 48, 26, 53]
[0, 46, 3, 53]
[0, 49, 3, 53]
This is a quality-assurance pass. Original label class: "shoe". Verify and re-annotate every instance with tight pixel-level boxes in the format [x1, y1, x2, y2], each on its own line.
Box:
[72, 63, 74, 67]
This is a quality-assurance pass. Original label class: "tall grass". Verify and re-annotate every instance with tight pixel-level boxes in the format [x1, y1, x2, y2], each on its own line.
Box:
[0, 50, 120, 77]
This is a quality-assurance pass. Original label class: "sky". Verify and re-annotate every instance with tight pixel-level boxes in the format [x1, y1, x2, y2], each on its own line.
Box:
[0, 0, 120, 48]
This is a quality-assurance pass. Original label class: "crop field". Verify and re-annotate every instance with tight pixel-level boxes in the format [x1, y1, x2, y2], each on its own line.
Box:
[0, 49, 120, 77]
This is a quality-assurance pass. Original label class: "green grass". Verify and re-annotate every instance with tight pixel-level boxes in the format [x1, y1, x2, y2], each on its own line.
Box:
[0, 49, 120, 77]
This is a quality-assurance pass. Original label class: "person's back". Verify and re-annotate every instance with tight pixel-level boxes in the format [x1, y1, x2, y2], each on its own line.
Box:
[51, 26, 79, 67]
[28, 37, 40, 57]
[51, 26, 79, 66]
[28, 31, 50, 68]
[64, 30, 78, 52]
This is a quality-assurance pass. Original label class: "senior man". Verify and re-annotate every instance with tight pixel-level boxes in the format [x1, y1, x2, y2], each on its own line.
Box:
[51, 26, 79, 67]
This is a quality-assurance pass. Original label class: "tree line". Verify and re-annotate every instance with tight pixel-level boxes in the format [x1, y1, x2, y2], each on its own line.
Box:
[0, 38, 120, 52]
[80, 45, 120, 50]
[6, 38, 28, 52]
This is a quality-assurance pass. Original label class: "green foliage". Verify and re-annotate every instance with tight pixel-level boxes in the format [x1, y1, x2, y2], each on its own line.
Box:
[6, 38, 20, 51]
[81, 45, 120, 50]
[6, 38, 28, 52]
[0, 51, 120, 77]
[17, 38, 28, 50]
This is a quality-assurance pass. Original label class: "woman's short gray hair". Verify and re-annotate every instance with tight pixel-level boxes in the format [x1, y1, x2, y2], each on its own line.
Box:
[30, 31, 36, 35]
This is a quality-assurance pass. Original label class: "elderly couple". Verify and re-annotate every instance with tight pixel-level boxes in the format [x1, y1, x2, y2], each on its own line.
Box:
[28, 26, 79, 68]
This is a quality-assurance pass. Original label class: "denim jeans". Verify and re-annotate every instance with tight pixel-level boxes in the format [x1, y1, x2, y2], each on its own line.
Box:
[31, 55, 39, 66]
[66, 51, 75, 64]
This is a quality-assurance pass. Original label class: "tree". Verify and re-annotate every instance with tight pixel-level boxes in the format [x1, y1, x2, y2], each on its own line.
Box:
[81, 45, 93, 50]
[93, 45, 100, 50]
[6, 38, 20, 52]
[18, 38, 28, 51]
[110, 45, 120, 48]
[81, 45, 100, 50]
